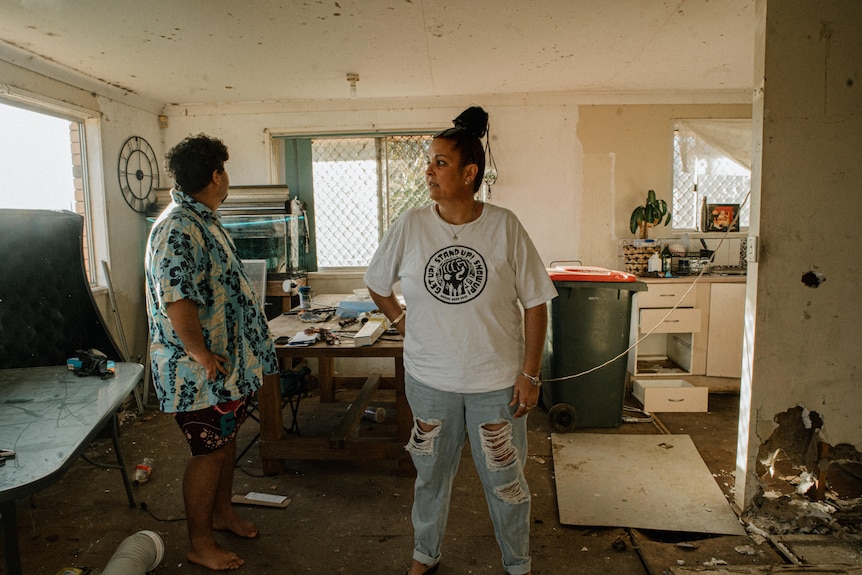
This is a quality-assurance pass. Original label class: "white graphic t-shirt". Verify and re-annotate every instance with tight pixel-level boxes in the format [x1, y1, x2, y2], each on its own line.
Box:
[365, 203, 557, 393]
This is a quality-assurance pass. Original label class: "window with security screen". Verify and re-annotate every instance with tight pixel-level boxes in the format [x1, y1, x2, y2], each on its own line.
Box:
[672, 121, 751, 231]
[283, 134, 433, 269]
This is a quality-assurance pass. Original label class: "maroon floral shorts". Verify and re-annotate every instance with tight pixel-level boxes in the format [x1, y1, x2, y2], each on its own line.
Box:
[174, 396, 251, 456]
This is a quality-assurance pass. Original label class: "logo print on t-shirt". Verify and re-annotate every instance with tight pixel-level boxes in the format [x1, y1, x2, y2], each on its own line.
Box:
[424, 245, 487, 304]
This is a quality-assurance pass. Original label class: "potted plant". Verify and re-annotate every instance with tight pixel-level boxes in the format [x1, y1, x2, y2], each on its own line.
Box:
[629, 189, 672, 239]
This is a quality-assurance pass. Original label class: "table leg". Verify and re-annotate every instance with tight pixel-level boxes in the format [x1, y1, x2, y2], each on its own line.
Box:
[2, 500, 22, 575]
[394, 357, 415, 476]
[318, 357, 335, 403]
[257, 372, 285, 475]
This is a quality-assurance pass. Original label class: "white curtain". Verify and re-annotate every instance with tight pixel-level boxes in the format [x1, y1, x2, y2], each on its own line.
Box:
[676, 119, 752, 171]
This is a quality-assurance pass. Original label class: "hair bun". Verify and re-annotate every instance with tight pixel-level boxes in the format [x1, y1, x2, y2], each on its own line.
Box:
[452, 106, 488, 139]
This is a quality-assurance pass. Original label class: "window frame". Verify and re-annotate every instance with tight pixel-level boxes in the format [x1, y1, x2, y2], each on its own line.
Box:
[0, 93, 105, 285]
[671, 119, 752, 234]
[276, 130, 435, 272]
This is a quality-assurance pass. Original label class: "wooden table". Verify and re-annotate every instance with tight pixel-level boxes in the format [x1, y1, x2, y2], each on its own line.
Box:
[259, 295, 412, 475]
[0, 363, 143, 575]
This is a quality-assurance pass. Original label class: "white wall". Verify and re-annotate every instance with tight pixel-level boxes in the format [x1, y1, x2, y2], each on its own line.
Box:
[162, 97, 585, 268]
[736, 0, 862, 508]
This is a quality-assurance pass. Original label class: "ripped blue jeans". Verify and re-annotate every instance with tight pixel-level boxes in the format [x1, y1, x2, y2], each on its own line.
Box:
[405, 372, 532, 575]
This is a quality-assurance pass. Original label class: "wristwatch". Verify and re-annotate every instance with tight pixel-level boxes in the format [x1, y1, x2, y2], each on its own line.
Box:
[521, 371, 541, 387]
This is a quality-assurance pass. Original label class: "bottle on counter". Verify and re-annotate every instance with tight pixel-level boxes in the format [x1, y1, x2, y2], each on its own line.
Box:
[132, 457, 154, 486]
[661, 245, 673, 277]
[647, 252, 661, 273]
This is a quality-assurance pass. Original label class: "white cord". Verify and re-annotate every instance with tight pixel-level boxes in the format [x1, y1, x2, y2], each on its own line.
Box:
[542, 189, 752, 385]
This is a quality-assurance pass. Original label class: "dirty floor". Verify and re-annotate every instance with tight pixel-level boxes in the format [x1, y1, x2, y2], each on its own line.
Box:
[3, 382, 860, 574]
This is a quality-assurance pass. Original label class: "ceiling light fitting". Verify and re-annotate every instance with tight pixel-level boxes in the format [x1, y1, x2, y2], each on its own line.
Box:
[346, 73, 359, 99]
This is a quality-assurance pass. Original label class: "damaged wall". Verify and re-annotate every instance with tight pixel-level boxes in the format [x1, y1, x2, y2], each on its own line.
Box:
[755, 406, 862, 501]
[736, 0, 862, 510]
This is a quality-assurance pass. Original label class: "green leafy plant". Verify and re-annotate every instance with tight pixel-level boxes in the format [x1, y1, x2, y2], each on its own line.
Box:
[629, 189, 671, 239]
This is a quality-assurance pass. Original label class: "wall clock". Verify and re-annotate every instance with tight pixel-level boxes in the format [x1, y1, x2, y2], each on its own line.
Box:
[117, 136, 159, 213]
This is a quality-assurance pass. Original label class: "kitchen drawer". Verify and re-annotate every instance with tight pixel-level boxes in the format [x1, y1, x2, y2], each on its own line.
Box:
[640, 308, 702, 334]
[638, 283, 697, 308]
[632, 379, 708, 412]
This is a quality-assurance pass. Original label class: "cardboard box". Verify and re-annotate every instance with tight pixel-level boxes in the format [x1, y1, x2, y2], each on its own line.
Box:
[354, 317, 386, 346]
[632, 379, 708, 412]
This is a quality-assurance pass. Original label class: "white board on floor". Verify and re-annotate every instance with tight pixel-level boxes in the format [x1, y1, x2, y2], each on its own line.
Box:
[551, 433, 745, 536]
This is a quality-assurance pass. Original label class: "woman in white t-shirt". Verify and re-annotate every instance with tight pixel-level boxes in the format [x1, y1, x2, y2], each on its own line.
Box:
[365, 106, 557, 575]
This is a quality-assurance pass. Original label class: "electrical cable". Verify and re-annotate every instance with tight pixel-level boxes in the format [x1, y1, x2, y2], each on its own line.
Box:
[542, 189, 752, 386]
[236, 465, 267, 478]
[138, 501, 186, 523]
[621, 405, 654, 423]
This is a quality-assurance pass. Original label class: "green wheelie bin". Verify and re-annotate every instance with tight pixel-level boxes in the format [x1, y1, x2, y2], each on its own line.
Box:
[541, 266, 646, 431]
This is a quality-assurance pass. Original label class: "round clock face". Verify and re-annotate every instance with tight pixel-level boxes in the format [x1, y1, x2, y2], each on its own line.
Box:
[117, 136, 159, 213]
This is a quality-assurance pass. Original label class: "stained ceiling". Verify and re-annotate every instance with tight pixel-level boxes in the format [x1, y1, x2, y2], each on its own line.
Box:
[0, 0, 756, 106]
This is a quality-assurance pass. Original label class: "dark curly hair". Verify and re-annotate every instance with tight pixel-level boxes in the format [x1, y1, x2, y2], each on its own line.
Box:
[434, 106, 488, 193]
[164, 134, 229, 195]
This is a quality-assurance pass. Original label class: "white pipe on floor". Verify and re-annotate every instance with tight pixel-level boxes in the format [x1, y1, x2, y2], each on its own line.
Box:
[101, 530, 164, 575]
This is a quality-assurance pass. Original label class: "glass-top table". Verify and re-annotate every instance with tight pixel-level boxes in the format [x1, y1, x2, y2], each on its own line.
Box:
[0, 363, 143, 575]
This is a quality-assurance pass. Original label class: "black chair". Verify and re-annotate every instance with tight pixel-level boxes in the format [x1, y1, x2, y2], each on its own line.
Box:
[0, 208, 136, 507]
[235, 367, 310, 463]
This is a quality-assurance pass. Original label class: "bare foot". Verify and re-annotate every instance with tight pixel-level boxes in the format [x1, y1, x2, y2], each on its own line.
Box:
[187, 542, 244, 571]
[213, 509, 259, 538]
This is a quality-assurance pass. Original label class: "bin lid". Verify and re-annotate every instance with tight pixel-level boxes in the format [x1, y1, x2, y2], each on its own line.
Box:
[547, 266, 638, 283]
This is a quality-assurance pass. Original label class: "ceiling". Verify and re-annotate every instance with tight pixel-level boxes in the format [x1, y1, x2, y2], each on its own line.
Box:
[0, 0, 757, 106]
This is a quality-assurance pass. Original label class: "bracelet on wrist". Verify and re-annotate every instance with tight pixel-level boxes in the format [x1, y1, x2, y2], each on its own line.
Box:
[521, 371, 541, 387]
[389, 309, 406, 327]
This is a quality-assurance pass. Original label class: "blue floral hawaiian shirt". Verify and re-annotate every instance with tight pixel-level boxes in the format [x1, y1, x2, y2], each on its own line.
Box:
[145, 189, 278, 413]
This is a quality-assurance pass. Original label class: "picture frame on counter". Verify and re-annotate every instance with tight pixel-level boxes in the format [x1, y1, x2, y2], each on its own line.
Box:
[705, 204, 740, 232]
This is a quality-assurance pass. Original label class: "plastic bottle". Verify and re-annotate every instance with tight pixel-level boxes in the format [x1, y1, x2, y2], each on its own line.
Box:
[299, 285, 313, 309]
[132, 457, 154, 486]
[363, 406, 386, 423]
[647, 252, 661, 273]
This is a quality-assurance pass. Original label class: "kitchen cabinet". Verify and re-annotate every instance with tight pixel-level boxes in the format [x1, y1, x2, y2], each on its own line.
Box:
[633, 280, 708, 376]
[706, 282, 746, 378]
[632, 276, 746, 379]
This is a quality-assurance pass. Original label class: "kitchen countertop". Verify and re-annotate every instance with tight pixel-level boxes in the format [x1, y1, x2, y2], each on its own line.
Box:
[637, 274, 746, 284]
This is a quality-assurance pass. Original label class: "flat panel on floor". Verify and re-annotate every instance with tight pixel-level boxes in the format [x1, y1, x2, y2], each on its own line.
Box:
[551, 433, 745, 535]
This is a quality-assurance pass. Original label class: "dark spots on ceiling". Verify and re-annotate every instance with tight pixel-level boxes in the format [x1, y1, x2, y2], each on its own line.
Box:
[95, 77, 138, 95]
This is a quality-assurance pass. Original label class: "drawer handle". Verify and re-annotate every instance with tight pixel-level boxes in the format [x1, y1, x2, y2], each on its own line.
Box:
[660, 294, 676, 297]
[668, 398, 685, 402]
[663, 319, 680, 323]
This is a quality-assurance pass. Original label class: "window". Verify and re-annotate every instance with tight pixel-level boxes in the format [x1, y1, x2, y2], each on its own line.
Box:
[281, 134, 433, 270]
[672, 120, 751, 231]
[0, 100, 97, 282]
